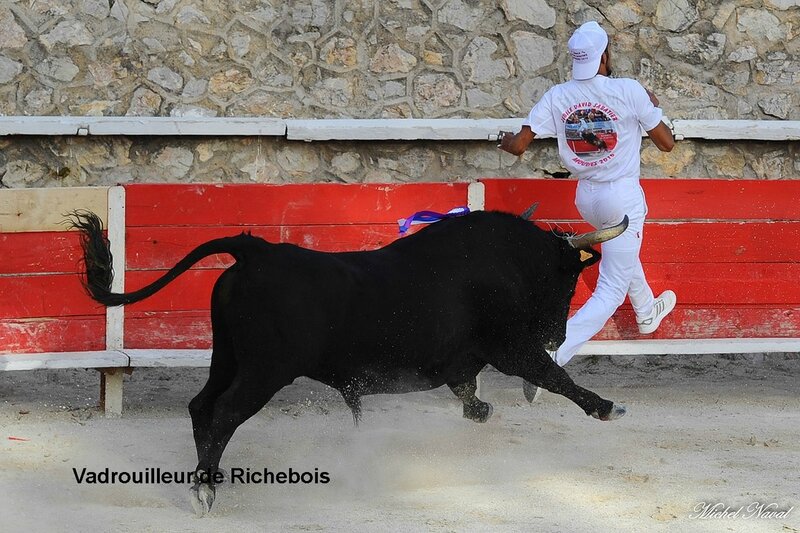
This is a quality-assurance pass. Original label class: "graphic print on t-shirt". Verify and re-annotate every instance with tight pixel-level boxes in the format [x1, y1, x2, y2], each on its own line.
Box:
[564, 106, 618, 163]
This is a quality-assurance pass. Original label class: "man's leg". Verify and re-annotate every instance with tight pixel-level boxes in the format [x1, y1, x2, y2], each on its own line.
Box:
[553, 229, 641, 366]
[552, 180, 646, 367]
[627, 256, 655, 317]
[627, 218, 677, 334]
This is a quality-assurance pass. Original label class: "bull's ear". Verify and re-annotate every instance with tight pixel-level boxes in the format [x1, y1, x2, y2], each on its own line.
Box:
[559, 244, 601, 272]
[578, 248, 601, 267]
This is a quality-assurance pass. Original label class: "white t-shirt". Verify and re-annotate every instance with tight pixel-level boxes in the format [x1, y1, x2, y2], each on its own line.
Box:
[523, 76, 663, 182]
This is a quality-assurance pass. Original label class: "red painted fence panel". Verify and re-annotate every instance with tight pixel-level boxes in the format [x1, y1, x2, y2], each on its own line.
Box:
[482, 178, 800, 341]
[122, 183, 470, 349]
[0, 318, 106, 353]
[125, 183, 470, 226]
[482, 178, 800, 221]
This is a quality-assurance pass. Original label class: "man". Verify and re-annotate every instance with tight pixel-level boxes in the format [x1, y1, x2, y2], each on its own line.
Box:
[499, 21, 677, 372]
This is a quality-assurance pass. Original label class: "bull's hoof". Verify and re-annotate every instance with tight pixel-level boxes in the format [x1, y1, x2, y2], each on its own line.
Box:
[190, 471, 216, 517]
[463, 401, 493, 423]
[522, 380, 542, 403]
[190, 483, 215, 516]
[590, 404, 626, 421]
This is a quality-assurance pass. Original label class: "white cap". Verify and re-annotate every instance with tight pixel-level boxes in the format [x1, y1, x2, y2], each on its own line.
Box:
[568, 21, 608, 80]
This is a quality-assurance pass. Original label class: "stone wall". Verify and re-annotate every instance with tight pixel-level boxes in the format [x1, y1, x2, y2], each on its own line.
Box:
[1, 0, 799, 186]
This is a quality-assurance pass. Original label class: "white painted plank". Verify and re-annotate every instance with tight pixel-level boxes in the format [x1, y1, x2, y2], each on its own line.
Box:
[1, 338, 797, 374]
[106, 186, 125, 351]
[0, 117, 286, 136]
[468, 180, 487, 398]
[125, 349, 212, 367]
[89, 117, 286, 136]
[578, 338, 800, 356]
[467, 181, 485, 211]
[2, 116, 799, 141]
[113, 338, 800, 369]
[672, 120, 800, 141]
[286, 118, 532, 141]
[0, 351, 129, 371]
[0, 117, 86, 135]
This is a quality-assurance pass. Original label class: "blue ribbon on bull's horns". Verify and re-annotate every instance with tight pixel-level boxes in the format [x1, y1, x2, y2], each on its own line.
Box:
[397, 206, 470, 234]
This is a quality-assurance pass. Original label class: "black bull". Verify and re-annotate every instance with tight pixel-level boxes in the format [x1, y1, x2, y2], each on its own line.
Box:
[70, 209, 628, 515]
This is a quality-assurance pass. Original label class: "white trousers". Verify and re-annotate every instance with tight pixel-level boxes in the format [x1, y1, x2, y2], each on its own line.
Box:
[553, 178, 655, 367]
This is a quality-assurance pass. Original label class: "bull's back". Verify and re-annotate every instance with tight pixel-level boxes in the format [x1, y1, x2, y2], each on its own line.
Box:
[210, 215, 547, 384]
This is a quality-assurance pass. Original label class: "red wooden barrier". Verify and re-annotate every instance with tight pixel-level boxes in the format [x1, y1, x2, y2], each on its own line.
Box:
[123, 183, 470, 349]
[481, 178, 800, 340]
[483, 179, 800, 220]
[2, 180, 799, 354]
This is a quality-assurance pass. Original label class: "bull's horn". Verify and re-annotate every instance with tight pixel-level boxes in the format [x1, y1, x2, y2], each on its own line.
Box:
[566, 215, 629, 249]
[520, 202, 539, 220]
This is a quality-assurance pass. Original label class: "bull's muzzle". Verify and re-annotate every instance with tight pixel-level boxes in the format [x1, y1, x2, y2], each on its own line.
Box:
[566, 215, 629, 249]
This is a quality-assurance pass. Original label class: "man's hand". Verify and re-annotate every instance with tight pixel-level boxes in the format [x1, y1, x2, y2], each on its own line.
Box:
[496, 130, 512, 149]
[496, 126, 536, 156]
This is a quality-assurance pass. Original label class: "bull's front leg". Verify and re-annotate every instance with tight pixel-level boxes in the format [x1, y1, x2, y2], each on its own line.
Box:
[448, 378, 493, 423]
[502, 350, 625, 421]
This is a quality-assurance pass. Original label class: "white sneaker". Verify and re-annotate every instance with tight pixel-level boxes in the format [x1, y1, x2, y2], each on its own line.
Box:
[637, 290, 677, 334]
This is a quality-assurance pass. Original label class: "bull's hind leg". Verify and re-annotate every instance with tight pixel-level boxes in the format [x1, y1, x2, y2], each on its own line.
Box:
[448, 378, 493, 423]
[190, 366, 294, 516]
[501, 350, 625, 421]
[188, 314, 236, 467]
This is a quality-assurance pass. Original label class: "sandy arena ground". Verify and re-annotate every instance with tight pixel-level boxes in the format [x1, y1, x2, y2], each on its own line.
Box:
[1, 353, 798, 533]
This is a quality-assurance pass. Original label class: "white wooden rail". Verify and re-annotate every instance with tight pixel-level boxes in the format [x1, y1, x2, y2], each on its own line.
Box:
[0, 116, 285, 136]
[2, 117, 800, 141]
[671, 120, 800, 141]
[6, 338, 795, 371]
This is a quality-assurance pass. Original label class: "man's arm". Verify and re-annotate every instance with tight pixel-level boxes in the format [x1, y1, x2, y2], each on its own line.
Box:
[646, 122, 674, 152]
[498, 125, 536, 156]
[643, 87, 674, 152]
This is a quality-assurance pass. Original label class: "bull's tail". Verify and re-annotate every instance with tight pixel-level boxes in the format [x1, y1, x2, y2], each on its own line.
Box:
[68, 211, 248, 307]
